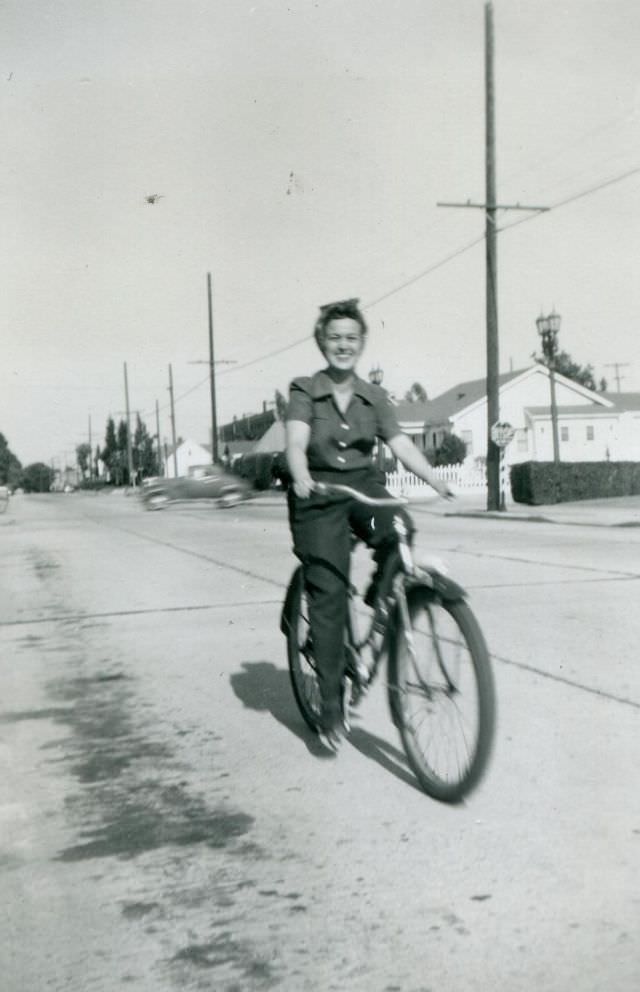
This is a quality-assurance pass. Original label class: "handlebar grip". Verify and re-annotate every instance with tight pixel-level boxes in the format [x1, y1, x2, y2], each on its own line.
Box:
[312, 482, 408, 506]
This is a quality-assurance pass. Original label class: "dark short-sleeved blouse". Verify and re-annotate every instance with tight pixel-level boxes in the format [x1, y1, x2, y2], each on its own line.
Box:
[286, 369, 401, 473]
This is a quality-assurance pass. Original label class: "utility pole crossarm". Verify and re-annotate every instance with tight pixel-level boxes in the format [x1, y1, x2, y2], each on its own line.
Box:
[437, 201, 549, 212]
[604, 362, 630, 393]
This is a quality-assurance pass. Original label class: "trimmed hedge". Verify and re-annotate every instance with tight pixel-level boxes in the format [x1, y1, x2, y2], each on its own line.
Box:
[510, 461, 640, 505]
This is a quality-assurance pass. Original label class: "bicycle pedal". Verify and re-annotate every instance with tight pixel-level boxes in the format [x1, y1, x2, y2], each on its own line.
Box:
[349, 682, 368, 708]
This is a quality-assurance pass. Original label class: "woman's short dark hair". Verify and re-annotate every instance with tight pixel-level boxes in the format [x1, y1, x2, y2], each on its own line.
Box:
[313, 298, 368, 348]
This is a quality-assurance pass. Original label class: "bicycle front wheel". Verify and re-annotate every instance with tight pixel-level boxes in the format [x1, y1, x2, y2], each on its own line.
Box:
[286, 572, 323, 731]
[390, 586, 495, 802]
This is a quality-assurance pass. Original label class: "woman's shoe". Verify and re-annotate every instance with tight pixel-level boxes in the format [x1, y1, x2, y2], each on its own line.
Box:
[317, 705, 348, 751]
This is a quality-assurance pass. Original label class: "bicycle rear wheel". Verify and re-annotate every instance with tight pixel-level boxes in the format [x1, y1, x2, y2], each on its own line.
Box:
[286, 573, 323, 731]
[390, 585, 495, 802]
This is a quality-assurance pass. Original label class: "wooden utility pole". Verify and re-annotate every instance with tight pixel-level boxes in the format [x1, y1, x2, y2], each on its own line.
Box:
[437, 2, 549, 511]
[88, 414, 93, 481]
[604, 362, 630, 393]
[207, 272, 219, 464]
[484, 0, 500, 510]
[155, 399, 163, 476]
[123, 363, 135, 487]
[168, 364, 178, 477]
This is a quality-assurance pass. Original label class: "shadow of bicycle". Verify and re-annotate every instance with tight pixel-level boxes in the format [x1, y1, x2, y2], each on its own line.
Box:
[230, 660, 423, 790]
[230, 661, 332, 758]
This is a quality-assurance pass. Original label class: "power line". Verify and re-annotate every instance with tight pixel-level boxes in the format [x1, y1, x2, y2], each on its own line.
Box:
[143, 160, 640, 419]
[496, 163, 640, 235]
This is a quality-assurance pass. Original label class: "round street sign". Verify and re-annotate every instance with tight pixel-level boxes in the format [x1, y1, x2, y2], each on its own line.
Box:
[491, 421, 515, 448]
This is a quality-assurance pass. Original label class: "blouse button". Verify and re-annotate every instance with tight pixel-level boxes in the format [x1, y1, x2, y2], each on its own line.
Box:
[337, 456, 346, 463]
[341, 423, 350, 430]
[338, 441, 347, 448]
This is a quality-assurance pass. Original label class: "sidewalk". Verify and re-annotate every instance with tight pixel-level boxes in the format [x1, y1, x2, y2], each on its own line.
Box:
[424, 491, 640, 528]
[251, 488, 640, 528]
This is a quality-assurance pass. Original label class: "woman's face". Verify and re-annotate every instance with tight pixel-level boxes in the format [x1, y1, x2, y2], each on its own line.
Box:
[320, 317, 365, 373]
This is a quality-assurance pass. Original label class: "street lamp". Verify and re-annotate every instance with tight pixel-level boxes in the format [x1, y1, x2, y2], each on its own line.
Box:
[536, 310, 561, 463]
[368, 365, 386, 472]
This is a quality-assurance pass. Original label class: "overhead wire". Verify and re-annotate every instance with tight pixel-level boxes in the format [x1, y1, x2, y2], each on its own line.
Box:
[216, 162, 640, 376]
[140, 160, 640, 421]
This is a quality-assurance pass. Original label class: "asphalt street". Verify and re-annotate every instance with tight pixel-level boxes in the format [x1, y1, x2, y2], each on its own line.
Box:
[1, 491, 639, 992]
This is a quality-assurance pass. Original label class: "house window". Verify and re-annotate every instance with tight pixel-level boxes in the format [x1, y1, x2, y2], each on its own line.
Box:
[586, 425, 594, 441]
[460, 430, 473, 457]
[561, 426, 569, 442]
[516, 428, 528, 452]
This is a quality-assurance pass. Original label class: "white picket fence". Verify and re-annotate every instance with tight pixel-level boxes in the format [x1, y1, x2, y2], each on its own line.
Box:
[385, 464, 487, 497]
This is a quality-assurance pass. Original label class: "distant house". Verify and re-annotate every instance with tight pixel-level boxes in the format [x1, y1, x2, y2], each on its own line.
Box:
[405, 366, 640, 465]
[215, 368, 640, 474]
[250, 420, 286, 454]
[164, 439, 212, 478]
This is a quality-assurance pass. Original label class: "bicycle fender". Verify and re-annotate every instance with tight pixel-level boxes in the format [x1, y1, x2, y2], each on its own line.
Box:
[280, 566, 304, 635]
[409, 569, 467, 603]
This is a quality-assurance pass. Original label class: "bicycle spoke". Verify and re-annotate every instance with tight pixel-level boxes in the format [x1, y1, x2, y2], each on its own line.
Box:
[393, 590, 494, 800]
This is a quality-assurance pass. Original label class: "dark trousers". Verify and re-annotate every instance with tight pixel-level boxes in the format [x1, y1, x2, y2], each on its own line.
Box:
[287, 468, 413, 712]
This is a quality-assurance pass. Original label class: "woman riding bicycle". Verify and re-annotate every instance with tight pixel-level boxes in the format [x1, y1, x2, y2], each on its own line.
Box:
[285, 298, 452, 748]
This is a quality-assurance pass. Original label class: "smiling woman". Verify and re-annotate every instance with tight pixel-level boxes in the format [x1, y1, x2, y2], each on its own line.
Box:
[283, 298, 452, 748]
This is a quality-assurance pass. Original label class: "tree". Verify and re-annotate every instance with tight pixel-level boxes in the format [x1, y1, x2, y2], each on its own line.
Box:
[434, 433, 467, 466]
[76, 443, 92, 480]
[101, 417, 127, 484]
[101, 417, 117, 483]
[0, 433, 22, 488]
[132, 414, 158, 480]
[534, 349, 597, 391]
[21, 462, 54, 493]
[404, 382, 428, 403]
[274, 389, 288, 420]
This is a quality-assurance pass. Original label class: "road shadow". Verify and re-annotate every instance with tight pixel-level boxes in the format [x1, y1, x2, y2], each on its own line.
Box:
[230, 661, 334, 758]
[348, 724, 422, 794]
[231, 661, 425, 789]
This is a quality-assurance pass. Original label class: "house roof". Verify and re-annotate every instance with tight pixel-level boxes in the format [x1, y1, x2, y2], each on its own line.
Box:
[222, 439, 254, 457]
[165, 439, 210, 457]
[526, 405, 619, 418]
[419, 369, 527, 426]
[600, 392, 640, 411]
[397, 366, 628, 427]
[250, 420, 286, 453]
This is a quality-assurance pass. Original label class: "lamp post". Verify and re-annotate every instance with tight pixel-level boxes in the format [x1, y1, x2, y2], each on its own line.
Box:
[536, 310, 561, 463]
[368, 365, 386, 473]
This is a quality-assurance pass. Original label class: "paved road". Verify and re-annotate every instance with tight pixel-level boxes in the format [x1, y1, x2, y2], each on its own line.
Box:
[1, 492, 639, 992]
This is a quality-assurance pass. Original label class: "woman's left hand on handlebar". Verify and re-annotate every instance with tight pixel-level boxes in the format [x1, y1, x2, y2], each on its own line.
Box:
[434, 481, 455, 500]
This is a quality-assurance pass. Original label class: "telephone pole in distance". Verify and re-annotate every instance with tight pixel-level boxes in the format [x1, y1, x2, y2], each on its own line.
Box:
[438, 1, 549, 511]
[604, 362, 630, 393]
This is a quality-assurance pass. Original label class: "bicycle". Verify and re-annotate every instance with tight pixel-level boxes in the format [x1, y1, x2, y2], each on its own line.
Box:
[281, 482, 496, 802]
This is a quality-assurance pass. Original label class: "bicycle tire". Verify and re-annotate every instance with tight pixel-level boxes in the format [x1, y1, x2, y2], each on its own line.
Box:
[389, 585, 495, 802]
[285, 571, 323, 731]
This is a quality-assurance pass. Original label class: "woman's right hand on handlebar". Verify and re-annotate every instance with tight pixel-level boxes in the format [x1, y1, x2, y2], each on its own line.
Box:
[293, 476, 315, 499]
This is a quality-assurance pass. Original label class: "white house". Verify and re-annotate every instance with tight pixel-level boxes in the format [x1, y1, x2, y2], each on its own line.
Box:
[164, 439, 212, 478]
[407, 366, 640, 466]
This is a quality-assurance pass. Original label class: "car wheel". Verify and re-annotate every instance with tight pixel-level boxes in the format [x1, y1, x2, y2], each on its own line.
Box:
[145, 492, 169, 510]
[218, 487, 244, 509]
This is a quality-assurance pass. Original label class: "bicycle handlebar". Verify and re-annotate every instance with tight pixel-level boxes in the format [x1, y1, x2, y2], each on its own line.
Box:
[312, 482, 409, 506]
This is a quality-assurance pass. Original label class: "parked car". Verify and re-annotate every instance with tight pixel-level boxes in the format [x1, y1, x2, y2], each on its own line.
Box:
[139, 465, 253, 510]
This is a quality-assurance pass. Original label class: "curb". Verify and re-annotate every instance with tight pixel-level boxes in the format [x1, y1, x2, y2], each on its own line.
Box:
[445, 510, 640, 529]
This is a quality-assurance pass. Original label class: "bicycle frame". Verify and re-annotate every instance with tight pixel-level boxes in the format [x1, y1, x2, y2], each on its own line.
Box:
[284, 481, 496, 799]
[345, 509, 467, 695]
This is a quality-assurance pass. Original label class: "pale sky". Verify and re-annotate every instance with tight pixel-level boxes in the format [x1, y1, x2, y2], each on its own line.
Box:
[2, 0, 639, 466]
